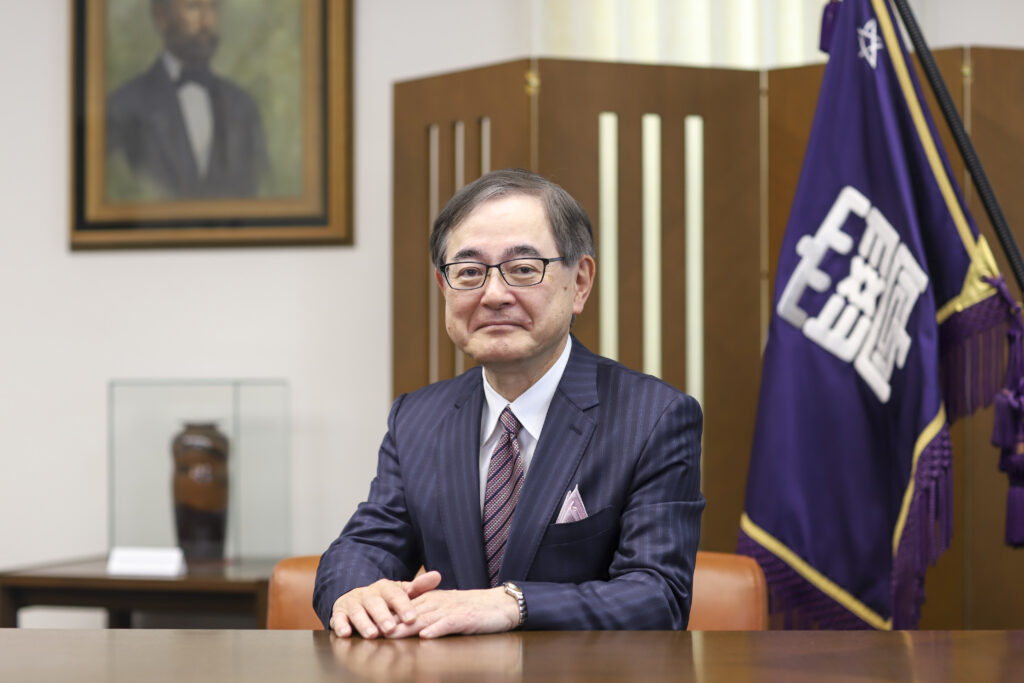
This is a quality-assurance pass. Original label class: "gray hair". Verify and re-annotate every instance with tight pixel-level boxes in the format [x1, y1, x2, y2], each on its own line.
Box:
[429, 169, 595, 269]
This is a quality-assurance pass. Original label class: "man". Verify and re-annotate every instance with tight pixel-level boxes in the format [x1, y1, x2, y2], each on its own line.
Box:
[106, 0, 268, 199]
[314, 169, 704, 638]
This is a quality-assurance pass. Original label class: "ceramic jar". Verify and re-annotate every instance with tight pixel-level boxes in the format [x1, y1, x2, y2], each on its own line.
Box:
[171, 422, 229, 561]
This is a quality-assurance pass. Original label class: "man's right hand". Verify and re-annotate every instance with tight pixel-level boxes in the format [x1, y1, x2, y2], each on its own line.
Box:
[330, 571, 442, 639]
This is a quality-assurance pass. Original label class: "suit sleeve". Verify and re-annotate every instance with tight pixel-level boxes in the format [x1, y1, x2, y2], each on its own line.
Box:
[519, 393, 704, 630]
[312, 394, 422, 627]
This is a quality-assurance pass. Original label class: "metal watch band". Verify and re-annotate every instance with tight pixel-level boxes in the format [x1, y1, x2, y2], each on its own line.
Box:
[503, 581, 527, 627]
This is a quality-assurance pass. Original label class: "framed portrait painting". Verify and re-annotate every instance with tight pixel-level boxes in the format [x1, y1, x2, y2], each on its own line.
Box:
[70, 0, 351, 248]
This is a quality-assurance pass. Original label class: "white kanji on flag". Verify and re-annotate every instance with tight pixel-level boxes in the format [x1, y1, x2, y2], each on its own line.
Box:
[854, 243, 928, 401]
[777, 185, 929, 402]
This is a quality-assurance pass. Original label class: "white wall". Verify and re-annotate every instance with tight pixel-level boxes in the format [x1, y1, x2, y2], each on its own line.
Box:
[1, 0, 1019, 627]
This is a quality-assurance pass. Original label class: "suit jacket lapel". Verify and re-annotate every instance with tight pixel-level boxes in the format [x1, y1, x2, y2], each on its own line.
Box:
[436, 371, 489, 588]
[499, 337, 600, 582]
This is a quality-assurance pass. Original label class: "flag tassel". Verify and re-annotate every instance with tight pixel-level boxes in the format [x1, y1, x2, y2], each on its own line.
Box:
[993, 387, 1024, 547]
[737, 530, 873, 629]
[892, 427, 952, 628]
[986, 277, 1024, 546]
[939, 294, 1012, 421]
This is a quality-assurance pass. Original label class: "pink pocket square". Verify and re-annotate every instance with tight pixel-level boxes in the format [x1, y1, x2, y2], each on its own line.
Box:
[556, 484, 588, 524]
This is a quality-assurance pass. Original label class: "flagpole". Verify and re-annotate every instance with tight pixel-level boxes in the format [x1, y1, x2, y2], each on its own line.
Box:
[889, 0, 1024, 296]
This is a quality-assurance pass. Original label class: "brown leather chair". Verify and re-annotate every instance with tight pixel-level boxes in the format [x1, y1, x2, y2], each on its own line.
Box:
[688, 550, 768, 630]
[266, 555, 323, 629]
[265, 550, 768, 630]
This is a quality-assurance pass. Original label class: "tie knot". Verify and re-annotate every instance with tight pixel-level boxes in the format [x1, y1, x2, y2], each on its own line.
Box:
[177, 66, 216, 90]
[499, 407, 521, 436]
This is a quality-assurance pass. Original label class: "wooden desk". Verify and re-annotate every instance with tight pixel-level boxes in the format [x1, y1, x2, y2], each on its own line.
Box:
[1, 629, 1022, 681]
[0, 557, 276, 628]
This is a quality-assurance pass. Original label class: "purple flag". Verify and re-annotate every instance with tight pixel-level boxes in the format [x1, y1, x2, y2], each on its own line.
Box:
[739, 0, 1020, 629]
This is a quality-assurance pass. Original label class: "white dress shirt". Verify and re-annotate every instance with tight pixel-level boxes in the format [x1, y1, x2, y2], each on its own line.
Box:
[478, 336, 572, 513]
[161, 52, 214, 178]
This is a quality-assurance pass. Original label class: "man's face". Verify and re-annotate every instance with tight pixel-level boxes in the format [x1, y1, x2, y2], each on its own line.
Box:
[436, 194, 594, 380]
[154, 0, 221, 67]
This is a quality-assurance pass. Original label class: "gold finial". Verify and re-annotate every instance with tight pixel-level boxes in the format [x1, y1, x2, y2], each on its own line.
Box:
[524, 70, 540, 95]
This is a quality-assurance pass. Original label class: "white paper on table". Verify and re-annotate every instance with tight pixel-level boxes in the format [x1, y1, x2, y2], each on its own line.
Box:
[106, 546, 186, 577]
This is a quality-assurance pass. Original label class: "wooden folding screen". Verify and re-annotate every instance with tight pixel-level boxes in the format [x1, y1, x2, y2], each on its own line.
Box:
[393, 51, 1024, 628]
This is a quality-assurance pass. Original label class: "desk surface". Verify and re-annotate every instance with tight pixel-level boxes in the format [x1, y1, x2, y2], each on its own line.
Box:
[2, 629, 1022, 682]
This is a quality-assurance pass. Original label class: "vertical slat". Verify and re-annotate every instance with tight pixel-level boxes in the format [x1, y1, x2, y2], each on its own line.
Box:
[453, 121, 467, 377]
[642, 113, 663, 378]
[480, 116, 492, 174]
[453, 120, 466, 190]
[684, 115, 704, 410]
[428, 125, 440, 384]
[660, 111, 687, 392]
[434, 122, 457, 382]
[598, 112, 620, 361]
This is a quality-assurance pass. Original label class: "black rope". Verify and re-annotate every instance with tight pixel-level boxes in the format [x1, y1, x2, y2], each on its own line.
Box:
[890, 0, 1024, 297]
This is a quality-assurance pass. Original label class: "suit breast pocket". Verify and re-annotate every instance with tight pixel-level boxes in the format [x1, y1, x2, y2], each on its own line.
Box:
[528, 506, 619, 583]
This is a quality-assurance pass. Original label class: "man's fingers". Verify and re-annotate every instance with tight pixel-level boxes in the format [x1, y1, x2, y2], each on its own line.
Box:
[346, 605, 383, 639]
[385, 619, 426, 639]
[330, 576, 444, 639]
[329, 612, 352, 638]
[372, 579, 416, 624]
[407, 570, 442, 599]
[361, 594, 400, 635]
[332, 578, 425, 638]
[389, 606, 445, 639]
[418, 612, 458, 639]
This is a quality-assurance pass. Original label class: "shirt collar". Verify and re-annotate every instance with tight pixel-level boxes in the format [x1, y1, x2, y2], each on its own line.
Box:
[481, 336, 572, 443]
[161, 51, 184, 82]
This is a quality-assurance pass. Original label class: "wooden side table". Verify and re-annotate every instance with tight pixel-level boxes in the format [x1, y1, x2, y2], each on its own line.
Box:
[0, 556, 276, 628]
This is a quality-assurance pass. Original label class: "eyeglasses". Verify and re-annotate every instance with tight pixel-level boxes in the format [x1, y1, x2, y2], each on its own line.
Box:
[440, 256, 566, 290]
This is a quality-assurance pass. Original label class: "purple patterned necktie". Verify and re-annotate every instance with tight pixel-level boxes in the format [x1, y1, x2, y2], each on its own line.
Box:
[483, 406, 525, 586]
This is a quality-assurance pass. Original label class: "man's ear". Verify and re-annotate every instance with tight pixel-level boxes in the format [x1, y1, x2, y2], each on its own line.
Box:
[435, 269, 446, 293]
[572, 255, 596, 315]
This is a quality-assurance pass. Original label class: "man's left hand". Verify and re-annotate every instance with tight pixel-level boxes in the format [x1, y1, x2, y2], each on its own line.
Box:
[386, 586, 520, 639]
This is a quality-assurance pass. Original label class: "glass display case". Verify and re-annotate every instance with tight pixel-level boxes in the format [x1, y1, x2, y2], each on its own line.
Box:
[108, 379, 290, 560]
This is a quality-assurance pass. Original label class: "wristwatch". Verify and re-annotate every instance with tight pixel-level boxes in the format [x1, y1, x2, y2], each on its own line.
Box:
[502, 581, 527, 628]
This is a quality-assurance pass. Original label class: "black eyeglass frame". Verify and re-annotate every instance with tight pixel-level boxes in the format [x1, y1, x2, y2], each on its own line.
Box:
[440, 256, 566, 290]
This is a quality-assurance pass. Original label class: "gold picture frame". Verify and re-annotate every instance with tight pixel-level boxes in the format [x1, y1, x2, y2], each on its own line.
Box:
[70, 0, 350, 249]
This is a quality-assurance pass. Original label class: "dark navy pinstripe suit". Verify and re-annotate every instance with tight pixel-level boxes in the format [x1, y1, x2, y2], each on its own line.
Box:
[314, 336, 704, 629]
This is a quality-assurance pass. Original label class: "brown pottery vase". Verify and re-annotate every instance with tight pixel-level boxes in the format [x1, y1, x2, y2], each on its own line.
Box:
[171, 422, 229, 561]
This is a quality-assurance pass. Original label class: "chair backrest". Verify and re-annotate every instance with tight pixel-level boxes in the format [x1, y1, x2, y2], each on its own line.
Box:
[688, 550, 768, 630]
[266, 555, 323, 630]
[266, 550, 768, 630]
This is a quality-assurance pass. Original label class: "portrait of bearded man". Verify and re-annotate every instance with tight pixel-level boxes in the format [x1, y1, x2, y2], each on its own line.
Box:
[105, 0, 269, 200]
